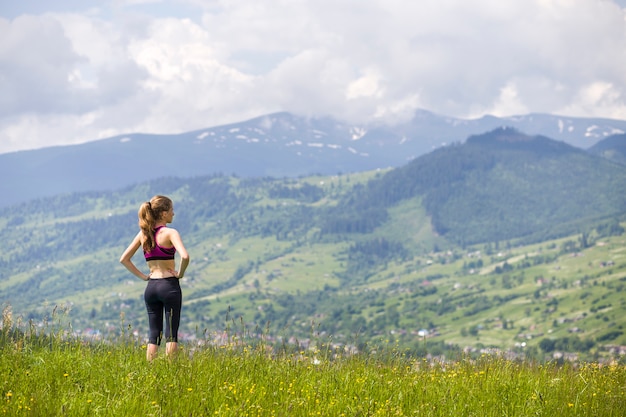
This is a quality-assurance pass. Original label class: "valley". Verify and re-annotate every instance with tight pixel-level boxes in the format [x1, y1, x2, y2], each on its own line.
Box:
[2, 128, 625, 362]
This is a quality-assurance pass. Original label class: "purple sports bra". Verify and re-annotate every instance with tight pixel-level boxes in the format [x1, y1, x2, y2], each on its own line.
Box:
[144, 226, 176, 261]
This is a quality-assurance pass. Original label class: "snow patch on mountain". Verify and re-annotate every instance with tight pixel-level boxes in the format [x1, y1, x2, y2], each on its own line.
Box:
[346, 147, 369, 157]
[581, 124, 624, 138]
[312, 130, 327, 138]
[351, 127, 367, 140]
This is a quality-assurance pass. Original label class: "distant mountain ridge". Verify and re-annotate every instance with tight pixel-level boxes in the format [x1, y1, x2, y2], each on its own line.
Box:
[2, 110, 626, 207]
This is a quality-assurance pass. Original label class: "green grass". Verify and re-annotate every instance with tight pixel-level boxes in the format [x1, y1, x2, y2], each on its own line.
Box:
[2, 311, 625, 417]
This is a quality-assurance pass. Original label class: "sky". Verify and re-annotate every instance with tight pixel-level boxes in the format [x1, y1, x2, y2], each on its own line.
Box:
[1, 0, 625, 154]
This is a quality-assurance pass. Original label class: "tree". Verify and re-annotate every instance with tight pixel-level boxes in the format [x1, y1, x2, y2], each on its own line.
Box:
[539, 338, 555, 353]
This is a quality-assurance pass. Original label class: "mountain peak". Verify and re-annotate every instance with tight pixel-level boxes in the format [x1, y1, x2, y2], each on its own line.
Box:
[465, 127, 576, 156]
[467, 127, 534, 144]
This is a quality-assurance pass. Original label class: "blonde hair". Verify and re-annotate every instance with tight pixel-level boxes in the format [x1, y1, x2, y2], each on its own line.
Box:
[138, 195, 172, 252]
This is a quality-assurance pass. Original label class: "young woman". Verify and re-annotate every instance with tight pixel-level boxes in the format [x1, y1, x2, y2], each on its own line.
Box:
[120, 195, 190, 361]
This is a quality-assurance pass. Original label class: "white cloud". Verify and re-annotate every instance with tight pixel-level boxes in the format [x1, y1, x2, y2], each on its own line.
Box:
[0, 0, 625, 154]
[0, 15, 85, 115]
[561, 81, 626, 120]
[480, 82, 529, 118]
[346, 71, 384, 100]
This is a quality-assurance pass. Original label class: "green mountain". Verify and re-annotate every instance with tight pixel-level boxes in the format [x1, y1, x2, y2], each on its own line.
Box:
[328, 127, 626, 245]
[588, 133, 626, 166]
[2, 129, 625, 361]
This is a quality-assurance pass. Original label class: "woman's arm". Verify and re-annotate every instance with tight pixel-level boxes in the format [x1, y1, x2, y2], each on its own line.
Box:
[168, 228, 190, 279]
[120, 231, 150, 281]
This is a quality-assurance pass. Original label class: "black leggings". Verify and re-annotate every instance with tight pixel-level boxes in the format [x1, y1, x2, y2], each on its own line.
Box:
[144, 278, 182, 345]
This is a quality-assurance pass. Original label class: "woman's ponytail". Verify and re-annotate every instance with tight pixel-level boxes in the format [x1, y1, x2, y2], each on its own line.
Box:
[139, 201, 156, 252]
[138, 195, 173, 253]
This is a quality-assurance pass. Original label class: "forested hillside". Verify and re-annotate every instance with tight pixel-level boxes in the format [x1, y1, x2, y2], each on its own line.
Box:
[588, 133, 626, 166]
[2, 130, 626, 361]
[332, 128, 626, 245]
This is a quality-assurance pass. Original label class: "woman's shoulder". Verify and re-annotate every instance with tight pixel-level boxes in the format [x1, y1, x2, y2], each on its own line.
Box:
[162, 226, 180, 235]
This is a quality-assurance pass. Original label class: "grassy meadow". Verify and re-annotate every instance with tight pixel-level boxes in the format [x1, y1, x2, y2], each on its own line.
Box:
[2, 309, 625, 417]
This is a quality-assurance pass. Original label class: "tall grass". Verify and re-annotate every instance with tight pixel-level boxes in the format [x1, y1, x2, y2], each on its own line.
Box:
[2, 305, 625, 416]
